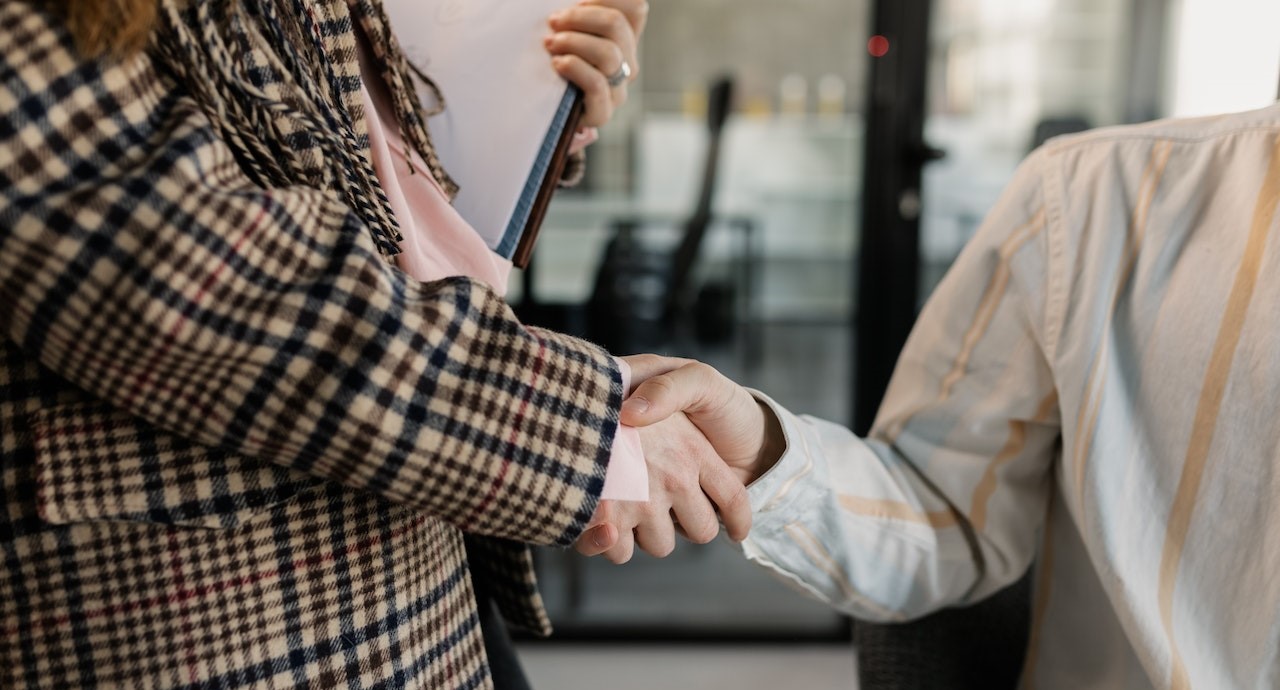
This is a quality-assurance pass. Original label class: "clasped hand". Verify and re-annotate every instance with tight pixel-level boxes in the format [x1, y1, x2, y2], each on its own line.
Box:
[575, 355, 785, 563]
[543, 0, 647, 130]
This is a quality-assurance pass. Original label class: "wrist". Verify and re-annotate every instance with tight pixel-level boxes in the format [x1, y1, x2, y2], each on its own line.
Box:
[745, 399, 785, 485]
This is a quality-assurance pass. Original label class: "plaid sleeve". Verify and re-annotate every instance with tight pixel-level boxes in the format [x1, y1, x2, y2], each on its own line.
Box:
[0, 6, 619, 547]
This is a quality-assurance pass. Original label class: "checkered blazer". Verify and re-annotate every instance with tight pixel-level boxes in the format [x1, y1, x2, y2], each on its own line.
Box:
[0, 1, 621, 687]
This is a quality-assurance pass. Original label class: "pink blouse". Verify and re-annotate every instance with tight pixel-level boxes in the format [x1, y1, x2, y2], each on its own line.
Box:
[356, 41, 645, 503]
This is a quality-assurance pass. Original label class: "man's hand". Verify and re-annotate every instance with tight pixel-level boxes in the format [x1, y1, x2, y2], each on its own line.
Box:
[621, 355, 786, 484]
[577, 411, 750, 564]
[544, 0, 648, 129]
[574, 355, 784, 561]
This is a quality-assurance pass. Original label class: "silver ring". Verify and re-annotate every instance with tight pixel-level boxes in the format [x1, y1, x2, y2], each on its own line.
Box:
[606, 60, 632, 88]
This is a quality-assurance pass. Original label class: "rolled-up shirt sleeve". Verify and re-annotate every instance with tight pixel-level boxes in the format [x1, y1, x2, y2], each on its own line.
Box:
[740, 149, 1061, 621]
[0, 22, 625, 549]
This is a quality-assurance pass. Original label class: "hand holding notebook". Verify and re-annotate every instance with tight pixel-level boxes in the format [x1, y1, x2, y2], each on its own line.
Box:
[383, 0, 587, 267]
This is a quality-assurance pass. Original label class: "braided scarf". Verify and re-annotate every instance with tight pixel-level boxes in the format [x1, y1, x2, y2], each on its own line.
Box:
[150, 0, 452, 257]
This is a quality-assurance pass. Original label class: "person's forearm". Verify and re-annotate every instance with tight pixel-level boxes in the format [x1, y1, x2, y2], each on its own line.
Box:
[0, 22, 623, 548]
[741, 398, 987, 621]
[743, 397, 786, 485]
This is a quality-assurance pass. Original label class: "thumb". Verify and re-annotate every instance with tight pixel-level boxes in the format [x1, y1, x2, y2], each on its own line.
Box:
[575, 523, 619, 556]
[620, 362, 720, 427]
[626, 363, 768, 470]
[620, 354, 693, 389]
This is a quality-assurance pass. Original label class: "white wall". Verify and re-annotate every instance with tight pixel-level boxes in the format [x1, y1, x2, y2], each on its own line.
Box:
[1168, 0, 1280, 117]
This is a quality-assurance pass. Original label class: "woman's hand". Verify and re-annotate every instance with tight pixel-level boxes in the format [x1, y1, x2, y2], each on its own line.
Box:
[573, 354, 784, 562]
[619, 355, 786, 486]
[544, 0, 649, 129]
[576, 410, 751, 564]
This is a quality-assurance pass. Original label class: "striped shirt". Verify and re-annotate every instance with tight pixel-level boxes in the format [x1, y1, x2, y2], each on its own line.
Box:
[742, 103, 1280, 690]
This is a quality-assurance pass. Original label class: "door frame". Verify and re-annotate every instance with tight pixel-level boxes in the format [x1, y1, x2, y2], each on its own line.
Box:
[854, 0, 935, 435]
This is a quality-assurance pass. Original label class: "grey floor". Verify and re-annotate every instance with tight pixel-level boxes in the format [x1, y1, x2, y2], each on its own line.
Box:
[517, 643, 859, 690]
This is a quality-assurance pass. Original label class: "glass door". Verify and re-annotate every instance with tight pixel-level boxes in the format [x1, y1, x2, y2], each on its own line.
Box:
[849, 0, 1177, 682]
[522, 0, 882, 641]
[855, 0, 1173, 431]
[918, 0, 1140, 302]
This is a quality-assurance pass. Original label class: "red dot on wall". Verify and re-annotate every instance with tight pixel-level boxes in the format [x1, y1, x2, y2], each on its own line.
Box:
[868, 35, 890, 58]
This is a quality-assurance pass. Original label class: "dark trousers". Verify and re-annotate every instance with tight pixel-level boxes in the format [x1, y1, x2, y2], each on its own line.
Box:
[474, 583, 534, 690]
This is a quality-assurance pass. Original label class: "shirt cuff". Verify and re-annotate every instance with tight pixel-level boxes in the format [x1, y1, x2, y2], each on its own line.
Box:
[600, 357, 649, 502]
[744, 389, 809, 515]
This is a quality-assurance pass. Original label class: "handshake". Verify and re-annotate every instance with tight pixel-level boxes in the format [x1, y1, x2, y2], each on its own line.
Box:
[574, 354, 786, 564]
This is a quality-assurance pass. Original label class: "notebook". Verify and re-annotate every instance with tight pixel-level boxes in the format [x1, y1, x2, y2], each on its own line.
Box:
[384, 0, 585, 268]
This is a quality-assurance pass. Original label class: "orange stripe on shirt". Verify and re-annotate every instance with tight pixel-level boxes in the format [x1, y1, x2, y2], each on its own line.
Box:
[884, 210, 1047, 442]
[970, 391, 1058, 533]
[838, 495, 959, 529]
[1070, 141, 1173, 508]
[1157, 132, 1280, 690]
[784, 522, 903, 621]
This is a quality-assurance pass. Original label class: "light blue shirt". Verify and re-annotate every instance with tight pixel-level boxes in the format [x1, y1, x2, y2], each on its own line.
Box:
[743, 103, 1280, 690]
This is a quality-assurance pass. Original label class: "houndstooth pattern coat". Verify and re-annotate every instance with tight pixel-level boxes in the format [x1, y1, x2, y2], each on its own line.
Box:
[0, 0, 620, 687]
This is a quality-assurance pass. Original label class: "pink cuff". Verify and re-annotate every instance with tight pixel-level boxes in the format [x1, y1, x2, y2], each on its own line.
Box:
[600, 358, 649, 502]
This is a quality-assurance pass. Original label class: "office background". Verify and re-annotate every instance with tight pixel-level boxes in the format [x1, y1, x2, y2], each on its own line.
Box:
[511, 0, 1280, 686]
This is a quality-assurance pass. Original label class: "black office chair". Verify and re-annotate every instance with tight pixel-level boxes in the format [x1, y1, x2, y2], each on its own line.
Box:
[515, 75, 738, 355]
[854, 570, 1033, 689]
[1029, 115, 1092, 150]
[581, 75, 736, 354]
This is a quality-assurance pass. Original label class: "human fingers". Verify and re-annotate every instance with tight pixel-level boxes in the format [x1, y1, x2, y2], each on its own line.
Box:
[604, 524, 636, 564]
[632, 503, 678, 558]
[620, 353, 694, 390]
[669, 490, 719, 546]
[550, 54, 617, 129]
[636, 413, 720, 546]
[632, 419, 717, 556]
[698, 450, 751, 542]
[628, 417, 692, 557]
[650, 411, 749, 542]
[620, 361, 731, 427]
[577, 498, 620, 556]
[544, 31, 625, 87]
[574, 522, 619, 556]
[574, 0, 650, 37]
[624, 362, 773, 479]
[548, 5, 638, 79]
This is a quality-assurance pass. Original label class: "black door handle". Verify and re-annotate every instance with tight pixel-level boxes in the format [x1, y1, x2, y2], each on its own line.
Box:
[906, 141, 947, 166]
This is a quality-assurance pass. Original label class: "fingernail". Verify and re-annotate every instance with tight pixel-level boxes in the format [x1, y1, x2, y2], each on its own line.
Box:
[621, 396, 649, 415]
[592, 527, 608, 547]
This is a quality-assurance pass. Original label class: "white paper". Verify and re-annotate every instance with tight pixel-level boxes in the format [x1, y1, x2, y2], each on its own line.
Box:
[384, 0, 577, 253]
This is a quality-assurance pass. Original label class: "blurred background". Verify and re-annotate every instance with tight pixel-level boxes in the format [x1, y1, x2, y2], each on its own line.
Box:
[510, 0, 1280, 687]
